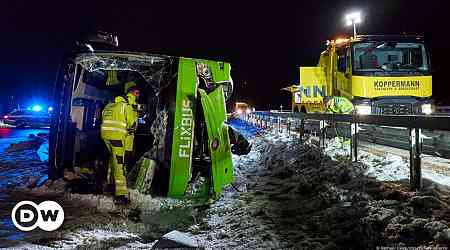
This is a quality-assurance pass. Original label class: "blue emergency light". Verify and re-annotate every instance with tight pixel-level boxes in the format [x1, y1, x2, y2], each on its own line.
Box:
[32, 105, 43, 112]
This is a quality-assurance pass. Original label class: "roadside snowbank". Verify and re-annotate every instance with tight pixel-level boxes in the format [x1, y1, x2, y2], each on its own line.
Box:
[193, 128, 450, 249]
[5, 229, 155, 250]
[324, 136, 450, 186]
[4, 120, 450, 249]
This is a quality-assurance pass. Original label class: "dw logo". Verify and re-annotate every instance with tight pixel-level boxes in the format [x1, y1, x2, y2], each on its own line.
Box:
[11, 201, 64, 231]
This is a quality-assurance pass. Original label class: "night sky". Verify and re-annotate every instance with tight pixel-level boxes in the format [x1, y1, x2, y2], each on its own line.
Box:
[0, 1, 448, 113]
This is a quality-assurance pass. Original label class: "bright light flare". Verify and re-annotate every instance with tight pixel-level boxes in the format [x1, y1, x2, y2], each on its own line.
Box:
[3, 115, 8, 119]
[48, 107, 54, 112]
[32, 105, 43, 112]
[421, 103, 433, 115]
[335, 38, 350, 44]
[345, 11, 362, 25]
[355, 104, 371, 115]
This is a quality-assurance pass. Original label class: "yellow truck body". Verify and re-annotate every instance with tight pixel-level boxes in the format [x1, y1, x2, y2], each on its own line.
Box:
[288, 35, 433, 115]
[289, 67, 326, 113]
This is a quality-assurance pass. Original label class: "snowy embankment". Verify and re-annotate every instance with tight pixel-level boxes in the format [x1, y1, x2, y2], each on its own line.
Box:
[4, 120, 450, 249]
[192, 120, 450, 249]
[324, 137, 450, 186]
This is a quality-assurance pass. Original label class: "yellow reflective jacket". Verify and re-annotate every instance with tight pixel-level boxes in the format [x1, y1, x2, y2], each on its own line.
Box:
[326, 96, 354, 114]
[101, 93, 138, 141]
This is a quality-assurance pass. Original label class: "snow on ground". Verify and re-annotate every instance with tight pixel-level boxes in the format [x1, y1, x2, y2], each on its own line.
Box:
[37, 141, 49, 162]
[0, 131, 48, 190]
[323, 136, 450, 187]
[191, 120, 450, 249]
[5, 229, 152, 250]
[192, 129, 292, 249]
[3, 121, 450, 249]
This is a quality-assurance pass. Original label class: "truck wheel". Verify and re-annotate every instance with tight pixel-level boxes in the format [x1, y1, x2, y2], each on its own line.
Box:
[300, 106, 307, 113]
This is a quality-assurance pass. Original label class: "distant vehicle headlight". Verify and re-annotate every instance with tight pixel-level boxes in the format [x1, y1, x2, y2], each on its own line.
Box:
[421, 103, 433, 115]
[3, 115, 8, 119]
[236, 109, 243, 114]
[245, 109, 251, 114]
[355, 104, 371, 115]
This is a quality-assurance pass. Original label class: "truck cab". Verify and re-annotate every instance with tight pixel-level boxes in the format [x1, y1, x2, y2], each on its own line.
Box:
[319, 35, 433, 115]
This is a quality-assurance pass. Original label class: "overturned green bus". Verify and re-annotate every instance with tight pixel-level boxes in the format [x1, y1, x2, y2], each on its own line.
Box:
[49, 33, 235, 199]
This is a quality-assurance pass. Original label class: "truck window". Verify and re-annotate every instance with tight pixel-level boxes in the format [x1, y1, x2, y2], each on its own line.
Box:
[353, 42, 429, 73]
[337, 48, 347, 72]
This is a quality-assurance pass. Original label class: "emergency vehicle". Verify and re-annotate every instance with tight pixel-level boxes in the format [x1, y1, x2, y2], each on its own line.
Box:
[287, 35, 433, 115]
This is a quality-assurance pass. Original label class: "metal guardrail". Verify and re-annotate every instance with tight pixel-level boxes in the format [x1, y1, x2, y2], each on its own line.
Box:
[245, 111, 450, 191]
[437, 106, 450, 115]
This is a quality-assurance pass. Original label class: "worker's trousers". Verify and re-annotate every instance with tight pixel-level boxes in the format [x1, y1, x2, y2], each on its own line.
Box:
[104, 138, 128, 197]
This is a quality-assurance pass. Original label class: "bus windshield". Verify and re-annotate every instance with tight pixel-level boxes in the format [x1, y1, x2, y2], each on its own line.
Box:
[353, 42, 429, 74]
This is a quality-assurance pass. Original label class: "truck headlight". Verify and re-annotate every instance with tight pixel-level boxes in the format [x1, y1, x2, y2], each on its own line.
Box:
[355, 104, 371, 115]
[421, 103, 433, 115]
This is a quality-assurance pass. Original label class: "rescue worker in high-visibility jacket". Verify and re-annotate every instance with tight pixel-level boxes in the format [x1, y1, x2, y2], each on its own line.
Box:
[101, 82, 140, 204]
[326, 96, 354, 114]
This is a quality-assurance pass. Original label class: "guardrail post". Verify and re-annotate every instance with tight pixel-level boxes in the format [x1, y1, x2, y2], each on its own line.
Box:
[409, 128, 422, 191]
[287, 118, 291, 135]
[277, 117, 281, 134]
[351, 123, 358, 162]
[300, 119, 305, 143]
[320, 120, 326, 149]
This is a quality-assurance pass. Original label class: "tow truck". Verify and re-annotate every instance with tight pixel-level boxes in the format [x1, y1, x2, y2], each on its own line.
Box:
[287, 35, 433, 115]
[49, 32, 235, 199]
